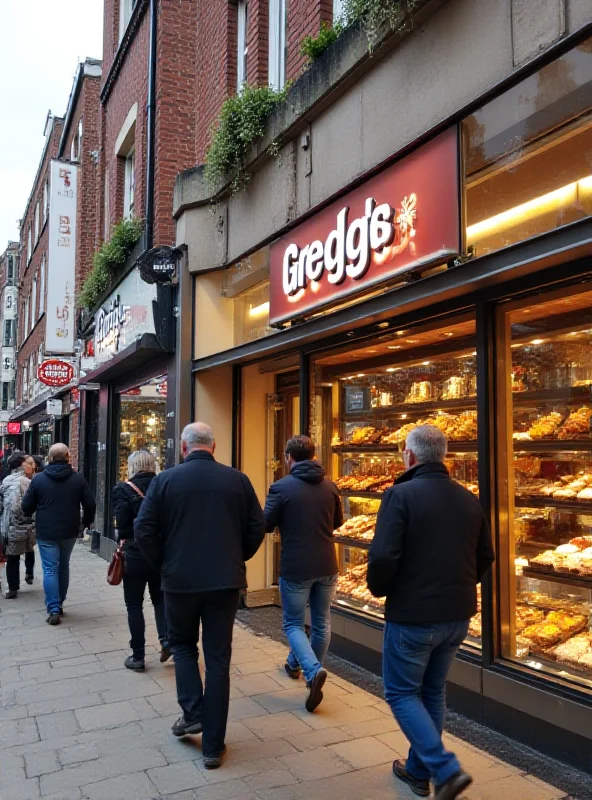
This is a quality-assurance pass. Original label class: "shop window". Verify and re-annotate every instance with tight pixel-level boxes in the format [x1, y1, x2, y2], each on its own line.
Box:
[123, 147, 135, 219]
[268, 0, 286, 91]
[118, 375, 167, 482]
[463, 36, 592, 259]
[237, 0, 248, 91]
[311, 314, 481, 646]
[496, 286, 592, 689]
[233, 280, 271, 347]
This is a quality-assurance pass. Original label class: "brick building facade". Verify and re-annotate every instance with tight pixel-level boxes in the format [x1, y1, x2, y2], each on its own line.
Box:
[0, 242, 19, 429]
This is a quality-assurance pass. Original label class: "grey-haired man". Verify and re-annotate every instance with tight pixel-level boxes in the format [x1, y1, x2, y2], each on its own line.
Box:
[135, 422, 265, 769]
[368, 425, 494, 800]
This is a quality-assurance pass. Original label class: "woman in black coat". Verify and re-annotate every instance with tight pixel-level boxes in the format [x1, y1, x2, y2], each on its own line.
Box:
[112, 450, 170, 671]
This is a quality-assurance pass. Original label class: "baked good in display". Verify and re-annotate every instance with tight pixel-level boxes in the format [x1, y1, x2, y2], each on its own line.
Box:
[406, 382, 434, 404]
[336, 563, 383, 609]
[558, 407, 592, 439]
[520, 622, 564, 649]
[528, 536, 592, 577]
[556, 544, 580, 555]
[442, 376, 467, 401]
[468, 613, 482, 638]
[334, 515, 376, 542]
[528, 412, 563, 440]
[550, 632, 592, 672]
[577, 488, 592, 500]
[545, 611, 588, 636]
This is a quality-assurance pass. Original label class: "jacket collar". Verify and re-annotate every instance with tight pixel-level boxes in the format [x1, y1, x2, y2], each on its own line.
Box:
[184, 450, 215, 464]
[395, 461, 449, 485]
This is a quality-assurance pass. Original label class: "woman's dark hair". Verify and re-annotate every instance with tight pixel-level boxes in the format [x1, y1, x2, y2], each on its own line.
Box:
[285, 435, 315, 462]
[33, 455, 45, 473]
[8, 452, 26, 472]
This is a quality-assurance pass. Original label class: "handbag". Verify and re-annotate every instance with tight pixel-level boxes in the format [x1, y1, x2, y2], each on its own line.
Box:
[107, 481, 145, 585]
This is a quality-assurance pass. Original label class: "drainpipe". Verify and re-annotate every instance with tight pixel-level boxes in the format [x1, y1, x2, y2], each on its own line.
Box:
[144, 0, 158, 249]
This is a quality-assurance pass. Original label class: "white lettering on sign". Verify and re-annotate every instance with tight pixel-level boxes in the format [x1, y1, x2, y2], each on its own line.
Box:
[282, 194, 417, 302]
[95, 295, 131, 354]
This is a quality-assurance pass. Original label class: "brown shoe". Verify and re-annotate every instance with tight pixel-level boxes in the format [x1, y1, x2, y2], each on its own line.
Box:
[434, 771, 473, 799]
[392, 759, 430, 797]
[160, 647, 172, 663]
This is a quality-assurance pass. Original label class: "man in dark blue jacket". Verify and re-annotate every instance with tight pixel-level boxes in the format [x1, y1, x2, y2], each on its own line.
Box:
[264, 435, 343, 713]
[22, 443, 96, 625]
[368, 425, 494, 800]
[134, 422, 265, 769]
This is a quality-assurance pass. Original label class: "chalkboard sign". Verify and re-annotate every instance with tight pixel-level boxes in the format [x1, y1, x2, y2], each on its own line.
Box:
[345, 386, 369, 414]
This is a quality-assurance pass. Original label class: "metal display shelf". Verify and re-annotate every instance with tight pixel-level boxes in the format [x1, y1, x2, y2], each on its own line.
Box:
[512, 386, 592, 407]
[522, 567, 592, 590]
[515, 496, 592, 514]
[332, 441, 478, 454]
[333, 535, 373, 550]
[514, 440, 592, 453]
[338, 489, 387, 500]
[343, 397, 477, 419]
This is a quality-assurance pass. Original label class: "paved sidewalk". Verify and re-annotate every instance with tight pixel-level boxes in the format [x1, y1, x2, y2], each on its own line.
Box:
[0, 546, 570, 800]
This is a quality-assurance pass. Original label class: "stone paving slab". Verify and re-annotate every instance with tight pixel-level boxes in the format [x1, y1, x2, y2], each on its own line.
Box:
[0, 545, 571, 799]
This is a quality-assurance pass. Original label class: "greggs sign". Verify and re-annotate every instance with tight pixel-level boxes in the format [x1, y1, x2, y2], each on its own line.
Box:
[269, 128, 460, 326]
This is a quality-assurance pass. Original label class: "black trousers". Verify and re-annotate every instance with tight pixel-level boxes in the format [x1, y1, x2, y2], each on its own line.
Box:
[123, 552, 168, 659]
[165, 588, 240, 756]
[6, 551, 35, 591]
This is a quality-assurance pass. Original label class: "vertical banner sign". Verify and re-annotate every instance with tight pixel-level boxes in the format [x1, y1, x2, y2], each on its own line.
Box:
[46, 160, 78, 354]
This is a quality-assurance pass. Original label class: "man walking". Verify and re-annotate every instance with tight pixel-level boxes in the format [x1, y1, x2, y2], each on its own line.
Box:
[264, 435, 343, 713]
[22, 444, 96, 625]
[367, 425, 494, 800]
[134, 422, 265, 769]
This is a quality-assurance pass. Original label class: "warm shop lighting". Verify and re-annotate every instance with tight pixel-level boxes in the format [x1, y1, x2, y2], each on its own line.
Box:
[388, 345, 402, 350]
[147, 416, 156, 427]
[531, 339, 545, 345]
[422, 361, 431, 366]
[248, 301, 270, 319]
[467, 175, 592, 243]
[357, 373, 365, 377]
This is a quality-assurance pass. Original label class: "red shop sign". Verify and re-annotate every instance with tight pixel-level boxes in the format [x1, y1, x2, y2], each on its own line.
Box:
[269, 128, 460, 326]
[37, 359, 74, 388]
[7, 422, 21, 435]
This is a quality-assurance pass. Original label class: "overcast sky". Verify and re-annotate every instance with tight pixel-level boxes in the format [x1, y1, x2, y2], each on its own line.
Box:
[0, 0, 104, 250]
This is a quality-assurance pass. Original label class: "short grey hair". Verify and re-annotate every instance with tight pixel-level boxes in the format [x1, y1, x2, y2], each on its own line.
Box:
[182, 422, 214, 450]
[405, 425, 447, 464]
[128, 450, 157, 479]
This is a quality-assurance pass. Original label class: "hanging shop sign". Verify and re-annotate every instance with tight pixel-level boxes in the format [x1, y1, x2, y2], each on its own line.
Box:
[46, 160, 78, 354]
[94, 268, 157, 365]
[7, 422, 21, 435]
[269, 128, 460, 326]
[37, 359, 75, 388]
[137, 245, 182, 285]
[46, 399, 63, 416]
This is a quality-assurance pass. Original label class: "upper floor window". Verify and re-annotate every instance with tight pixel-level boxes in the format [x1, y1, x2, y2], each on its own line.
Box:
[39, 256, 46, 316]
[34, 202, 40, 243]
[3, 320, 15, 347]
[268, 0, 286, 91]
[6, 256, 14, 283]
[124, 147, 136, 219]
[119, 0, 138, 42]
[43, 178, 49, 223]
[27, 227, 32, 263]
[237, 1, 248, 90]
[333, 0, 345, 22]
[71, 118, 83, 162]
[32, 275, 38, 325]
[23, 296, 30, 339]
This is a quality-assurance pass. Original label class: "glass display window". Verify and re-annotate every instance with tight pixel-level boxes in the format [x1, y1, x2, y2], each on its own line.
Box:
[463, 36, 592, 259]
[496, 285, 592, 689]
[118, 375, 167, 482]
[311, 313, 482, 647]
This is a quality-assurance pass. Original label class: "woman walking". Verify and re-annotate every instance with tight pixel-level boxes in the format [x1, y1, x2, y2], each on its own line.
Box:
[112, 450, 170, 671]
[1, 454, 36, 599]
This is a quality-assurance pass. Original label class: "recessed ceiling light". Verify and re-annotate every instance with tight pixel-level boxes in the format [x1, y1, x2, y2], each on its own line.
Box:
[386, 368, 399, 372]
[357, 373, 365, 377]
[422, 361, 430, 366]
[396, 330, 404, 336]
[531, 339, 544, 345]
[388, 345, 402, 350]
[401, 414, 407, 419]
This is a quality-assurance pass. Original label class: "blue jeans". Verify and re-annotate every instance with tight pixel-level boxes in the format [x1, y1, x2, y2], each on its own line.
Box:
[37, 538, 77, 614]
[279, 575, 337, 683]
[383, 620, 469, 787]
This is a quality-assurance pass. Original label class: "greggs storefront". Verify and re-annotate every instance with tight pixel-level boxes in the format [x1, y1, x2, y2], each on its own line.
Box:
[183, 37, 592, 772]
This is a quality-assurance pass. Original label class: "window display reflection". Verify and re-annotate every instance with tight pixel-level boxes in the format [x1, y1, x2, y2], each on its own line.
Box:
[118, 376, 167, 482]
[311, 315, 481, 648]
[498, 287, 592, 687]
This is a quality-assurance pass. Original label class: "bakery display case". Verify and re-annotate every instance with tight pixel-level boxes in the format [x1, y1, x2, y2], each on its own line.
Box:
[310, 314, 482, 647]
[497, 287, 592, 688]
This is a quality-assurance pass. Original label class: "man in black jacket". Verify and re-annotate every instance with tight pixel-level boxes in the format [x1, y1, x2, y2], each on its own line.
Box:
[264, 436, 343, 713]
[134, 422, 265, 768]
[22, 443, 96, 625]
[368, 425, 494, 800]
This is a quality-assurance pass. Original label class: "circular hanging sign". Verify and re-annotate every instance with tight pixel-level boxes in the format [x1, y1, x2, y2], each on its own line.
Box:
[37, 359, 75, 388]
[137, 245, 183, 285]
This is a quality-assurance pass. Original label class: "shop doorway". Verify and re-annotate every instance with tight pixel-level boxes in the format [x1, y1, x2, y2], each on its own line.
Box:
[117, 375, 167, 483]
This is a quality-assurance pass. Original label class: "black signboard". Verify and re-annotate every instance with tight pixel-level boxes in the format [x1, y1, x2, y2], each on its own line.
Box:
[345, 386, 369, 414]
[137, 245, 183, 285]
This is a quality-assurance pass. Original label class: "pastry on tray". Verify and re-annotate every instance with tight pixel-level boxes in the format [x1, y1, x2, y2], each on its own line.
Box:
[558, 407, 592, 439]
[528, 412, 563, 440]
[520, 622, 564, 649]
[545, 611, 588, 636]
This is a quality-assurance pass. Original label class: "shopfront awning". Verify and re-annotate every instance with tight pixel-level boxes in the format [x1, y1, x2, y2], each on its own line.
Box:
[81, 333, 168, 385]
[10, 389, 54, 424]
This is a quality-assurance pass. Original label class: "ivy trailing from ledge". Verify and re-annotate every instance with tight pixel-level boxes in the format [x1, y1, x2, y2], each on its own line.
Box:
[79, 217, 143, 311]
[343, 0, 415, 49]
[300, 21, 343, 63]
[205, 84, 289, 194]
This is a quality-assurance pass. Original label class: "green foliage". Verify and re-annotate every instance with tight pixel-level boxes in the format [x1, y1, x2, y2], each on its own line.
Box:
[343, 0, 411, 48]
[300, 22, 343, 62]
[79, 217, 143, 310]
[205, 85, 289, 193]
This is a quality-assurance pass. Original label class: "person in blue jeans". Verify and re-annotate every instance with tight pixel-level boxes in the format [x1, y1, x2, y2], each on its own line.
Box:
[368, 425, 494, 800]
[22, 443, 96, 625]
[264, 435, 343, 712]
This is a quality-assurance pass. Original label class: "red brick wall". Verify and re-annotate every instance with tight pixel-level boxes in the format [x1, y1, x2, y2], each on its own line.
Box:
[287, 0, 332, 80]
[69, 407, 80, 469]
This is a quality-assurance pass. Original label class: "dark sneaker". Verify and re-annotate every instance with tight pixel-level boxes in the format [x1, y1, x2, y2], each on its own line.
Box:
[393, 759, 430, 797]
[160, 647, 173, 663]
[59, 607, 64, 617]
[47, 613, 61, 625]
[25, 574, 34, 585]
[284, 662, 301, 679]
[434, 771, 473, 800]
[171, 715, 203, 738]
[203, 745, 227, 769]
[5, 590, 18, 599]
[124, 656, 145, 671]
[305, 667, 327, 712]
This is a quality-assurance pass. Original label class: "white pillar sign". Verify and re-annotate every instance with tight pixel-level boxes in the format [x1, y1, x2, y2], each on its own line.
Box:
[46, 160, 78, 354]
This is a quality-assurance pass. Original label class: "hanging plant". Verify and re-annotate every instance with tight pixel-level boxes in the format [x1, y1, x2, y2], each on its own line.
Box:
[79, 217, 143, 310]
[205, 84, 289, 194]
[343, 0, 414, 49]
[300, 21, 343, 63]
